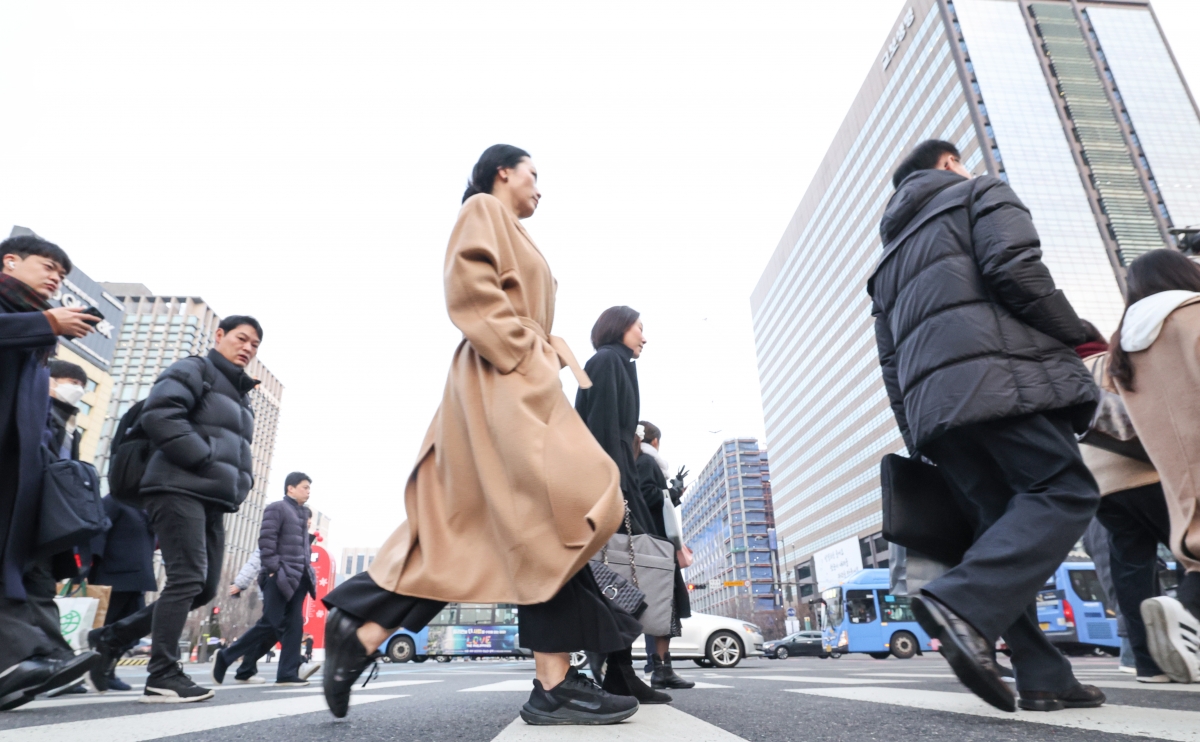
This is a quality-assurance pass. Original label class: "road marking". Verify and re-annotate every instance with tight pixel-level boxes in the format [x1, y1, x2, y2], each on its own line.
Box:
[850, 672, 957, 678]
[0, 693, 406, 742]
[787, 686, 1200, 741]
[461, 679, 534, 692]
[266, 679, 443, 694]
[20, 694, 142, 710]
[491, 703, 748, 740]
[739, 675, 904, 685]
[690, 682, 734, 689]
[1088, 680, 1200, 694]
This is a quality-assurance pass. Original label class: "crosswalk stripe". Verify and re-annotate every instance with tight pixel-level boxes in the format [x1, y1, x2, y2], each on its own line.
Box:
[267, 679, 443, 694]
[690, 682, 734, 689]
[490, 704, 749, 741]
[739, 675, 905, 685]
[786, 686, 1200, 741]
[460, 680, 534, 692]
[850, 672, 956, 678]
[1088, 680, 1200, 694]
[0, 693, 406, 742]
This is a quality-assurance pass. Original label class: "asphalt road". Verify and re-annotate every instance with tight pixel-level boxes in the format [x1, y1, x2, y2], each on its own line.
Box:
[2, 653, 1198, 741]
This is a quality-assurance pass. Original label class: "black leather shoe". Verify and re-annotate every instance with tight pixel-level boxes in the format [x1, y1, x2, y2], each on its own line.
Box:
[912, 595, 1015, 712]
[86, 628, 118, 692]
[323, 608, 378, 718]
[1018, 683, 1106, 712]
[0, 652, 99, 711]
[650, 654, 695, 690]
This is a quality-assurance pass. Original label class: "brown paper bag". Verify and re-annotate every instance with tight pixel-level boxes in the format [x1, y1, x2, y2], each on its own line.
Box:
[57, 581, 113, 628]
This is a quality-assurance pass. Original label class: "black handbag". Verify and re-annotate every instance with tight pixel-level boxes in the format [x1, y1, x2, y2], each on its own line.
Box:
[880, 453, 973, 565]
[37, 448, 110, 556]
[588, 560, 647, 619]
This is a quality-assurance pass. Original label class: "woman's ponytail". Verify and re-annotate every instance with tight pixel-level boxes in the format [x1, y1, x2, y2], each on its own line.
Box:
[462, 144, 531, 203]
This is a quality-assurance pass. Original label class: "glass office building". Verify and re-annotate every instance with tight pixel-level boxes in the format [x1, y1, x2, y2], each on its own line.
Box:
[751, 0, 1197, 590]
[680, 439, 775, 617]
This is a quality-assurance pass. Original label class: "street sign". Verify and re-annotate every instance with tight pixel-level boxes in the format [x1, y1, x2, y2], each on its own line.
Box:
[708, 579, 721, 590]
[787, 607, 796, 617]
[723, 580, 747, 587]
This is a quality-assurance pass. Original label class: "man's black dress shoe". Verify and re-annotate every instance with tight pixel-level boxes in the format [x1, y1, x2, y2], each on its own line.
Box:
[1018, 683, 1106, 711]
[912, 595, 1015, 712]
[322, 608, 378, 718]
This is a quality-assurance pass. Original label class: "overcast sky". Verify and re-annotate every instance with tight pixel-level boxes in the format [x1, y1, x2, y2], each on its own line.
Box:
[2, 1, 1198, 557]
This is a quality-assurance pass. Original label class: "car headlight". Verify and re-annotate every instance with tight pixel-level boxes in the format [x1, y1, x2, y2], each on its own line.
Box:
[742, 623, 760, 634]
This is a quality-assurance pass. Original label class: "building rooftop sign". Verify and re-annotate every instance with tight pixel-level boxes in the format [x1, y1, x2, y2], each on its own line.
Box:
[881, 6, 916, 71]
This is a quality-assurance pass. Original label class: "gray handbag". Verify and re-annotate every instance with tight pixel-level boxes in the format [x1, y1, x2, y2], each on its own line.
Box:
[591, 503, 676, 636]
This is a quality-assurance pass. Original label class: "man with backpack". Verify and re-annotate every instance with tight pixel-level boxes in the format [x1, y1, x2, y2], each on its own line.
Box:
[88, 316, 262, 703]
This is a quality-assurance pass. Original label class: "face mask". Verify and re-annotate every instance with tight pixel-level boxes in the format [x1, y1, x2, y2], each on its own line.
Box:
[54, 382, 85, 407]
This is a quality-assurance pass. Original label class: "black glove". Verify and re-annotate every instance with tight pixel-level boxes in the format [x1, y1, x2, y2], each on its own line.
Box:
[668, 466, 689, 506]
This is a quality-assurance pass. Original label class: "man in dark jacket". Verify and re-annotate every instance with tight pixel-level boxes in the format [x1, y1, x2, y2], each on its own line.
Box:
[88, 315, 262, 703]
[214, 473, 316, 686]
[868, 140, 1103, 713]
[0, 235, 101, 710]
[47, 360, 87, 461]
[85, 496, 158, 691]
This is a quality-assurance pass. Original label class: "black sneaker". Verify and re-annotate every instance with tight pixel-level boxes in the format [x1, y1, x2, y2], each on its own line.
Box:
[1018, 683, 1106, 712]
[211, 649, 230, 685]
[520, 667, 639, 726]
[107, 673, 132, 692]
[86, 628, 119, 693]
[141, 665, 215, 703]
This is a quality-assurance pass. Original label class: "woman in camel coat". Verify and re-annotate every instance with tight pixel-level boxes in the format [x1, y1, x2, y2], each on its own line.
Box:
[1110, 248, 1200, 683]
[321, 145, 639, 725]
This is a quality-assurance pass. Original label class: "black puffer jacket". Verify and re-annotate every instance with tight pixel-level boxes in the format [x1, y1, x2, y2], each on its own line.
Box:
[259, 495, 315, 601]
[139, 350, 258, 512]
[867, 170, 1097, 452]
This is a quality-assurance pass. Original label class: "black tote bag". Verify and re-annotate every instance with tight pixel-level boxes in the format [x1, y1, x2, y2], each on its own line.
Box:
[880, 453, 973, 566]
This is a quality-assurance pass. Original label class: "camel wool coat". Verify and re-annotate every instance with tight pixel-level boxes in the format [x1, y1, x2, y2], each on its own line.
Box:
[367, 193, 624, 604]
[1119, 298, 1200, 572]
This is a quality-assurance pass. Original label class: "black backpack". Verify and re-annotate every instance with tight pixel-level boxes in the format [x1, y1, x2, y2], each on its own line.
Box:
[108, 356, 217, 507]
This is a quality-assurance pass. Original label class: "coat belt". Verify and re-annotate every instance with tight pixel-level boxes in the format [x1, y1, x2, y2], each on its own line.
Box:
[519, 317, 592, 389]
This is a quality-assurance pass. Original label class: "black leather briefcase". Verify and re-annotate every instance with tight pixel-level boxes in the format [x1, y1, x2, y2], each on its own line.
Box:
[880, 453, 973, 565]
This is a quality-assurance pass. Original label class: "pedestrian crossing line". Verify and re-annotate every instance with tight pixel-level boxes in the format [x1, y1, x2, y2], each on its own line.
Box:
[21, 693, 142, 711]
[786, 686, 1200, 741]
[849, 672, 957, 678]
[1088, 680, 1200, 694]
[460, 680, 535, 692]
[0, 693, 407, 742]
[689, 682, 734, 689]
[490, 704, 748, 741]
[739, 675, 906, 685]
[267, 679, 444, 694]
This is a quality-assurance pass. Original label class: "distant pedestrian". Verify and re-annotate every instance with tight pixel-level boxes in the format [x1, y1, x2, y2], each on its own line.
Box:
[46, 360, 87, 460]
[0, 235, 101, 710]
[1108, 249, 1200, 683]
[868, 140, 1104, 712]
[213, 548, 276, 683]
[89, 316, 263, 703]
[319, 144, 637, 726]
[213, 473, 321, 686]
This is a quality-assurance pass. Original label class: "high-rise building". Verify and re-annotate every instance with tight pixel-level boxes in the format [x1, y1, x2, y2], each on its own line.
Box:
[680, 439, 775, 619]
[93, 285, 284, 627]
[750, 0, 1197, 594]
[337, 547, 378, 586]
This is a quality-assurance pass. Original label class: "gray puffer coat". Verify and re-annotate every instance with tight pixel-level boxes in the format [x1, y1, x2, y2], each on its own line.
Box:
[867, 170, 1098, 452]
[259, 495, 315, 601]
[139, 350, 257, 512]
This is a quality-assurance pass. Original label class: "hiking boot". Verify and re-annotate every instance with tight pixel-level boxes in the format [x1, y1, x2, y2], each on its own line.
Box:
[520, 667, 638, 726]
[913, 595, 1015, 712]
[1141, 597, 1200, 684]
[602, 659, 671, 704]
[1018, 683, 1105, 711]
[323, 608, 379, 718]
[211, 649, 230, 685]
[141, 664, 215, 703]
[86, 629, 119, 692]
[650, 654, 695, 690]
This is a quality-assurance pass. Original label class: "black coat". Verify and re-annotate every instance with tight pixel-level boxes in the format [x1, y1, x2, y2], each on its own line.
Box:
[635, 454, 668, 539]
[259, 495, 315, 601]
[47, 398, 81, 461]
[139, 350, 258, 512]
[89, 496, 157, 593]
[867, 170, 1098, 452]
[0, 298, 56, 600]
[575, 343, 654, 535]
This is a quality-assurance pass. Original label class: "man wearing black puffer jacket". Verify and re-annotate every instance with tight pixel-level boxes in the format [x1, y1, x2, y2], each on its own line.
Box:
[868, 141, 1103, 714]
[89, 315, 262, 703]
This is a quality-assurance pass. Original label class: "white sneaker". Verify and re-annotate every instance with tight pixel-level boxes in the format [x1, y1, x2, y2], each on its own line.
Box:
[274, 679, 310, 687]
[1118, 665, 1136, 674]
[299, 662, 321, 681]
[233, 675, 266, 684]
[1136, 674, 1172, 683]
[1141, 597, 1200, 683]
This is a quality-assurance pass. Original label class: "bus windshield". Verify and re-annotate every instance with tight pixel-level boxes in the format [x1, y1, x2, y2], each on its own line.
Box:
[822, 587, 843, 627]
[846, 590, 877, 624]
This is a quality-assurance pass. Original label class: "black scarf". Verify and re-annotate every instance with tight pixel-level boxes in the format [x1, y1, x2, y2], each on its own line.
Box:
[0, 273, 51, 314]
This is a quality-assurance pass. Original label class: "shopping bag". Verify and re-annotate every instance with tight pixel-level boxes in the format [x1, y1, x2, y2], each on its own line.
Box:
[54, 592, 99, 651]
[56, 581, 112, 633]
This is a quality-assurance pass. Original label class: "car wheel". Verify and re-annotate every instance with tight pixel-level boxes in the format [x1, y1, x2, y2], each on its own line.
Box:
[775, 647, 789, 660]
[706, 631, 744, 669]
[435, 655, 451, 663]
[387, 636, 415, 663]
[830, 651, 842, 659]
[693, 659, 714, 668]
[868, 651, 890, 660]
[569, 651, 588, 669]
[890, 631, 918, 660]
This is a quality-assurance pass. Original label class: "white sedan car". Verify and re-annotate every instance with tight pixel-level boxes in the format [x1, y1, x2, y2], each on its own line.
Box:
[630, 612, 764, 668]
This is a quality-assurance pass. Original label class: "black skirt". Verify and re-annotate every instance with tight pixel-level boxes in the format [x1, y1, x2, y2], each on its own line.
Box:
[322, 566, 641, 655]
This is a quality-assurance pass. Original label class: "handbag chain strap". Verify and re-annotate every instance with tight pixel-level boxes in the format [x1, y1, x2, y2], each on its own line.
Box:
[599, 500, 640, 588]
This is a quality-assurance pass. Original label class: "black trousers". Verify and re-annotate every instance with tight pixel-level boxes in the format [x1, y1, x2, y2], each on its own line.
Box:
[1095, 483, 1171, 677]
[0, 554, 76, 670]
[223, 575, 310, 681]
[101, 494, 225, 678]
[923, 411, 1100, 693]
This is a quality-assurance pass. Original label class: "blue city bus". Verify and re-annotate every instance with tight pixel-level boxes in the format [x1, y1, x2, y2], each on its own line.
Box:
[1036, 562, 1119, 653]
[818, 569, 933, 659]
[380, 603, 531, 663]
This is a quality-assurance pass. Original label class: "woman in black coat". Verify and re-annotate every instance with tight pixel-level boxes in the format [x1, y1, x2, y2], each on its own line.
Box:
[575, 306, 670, 704]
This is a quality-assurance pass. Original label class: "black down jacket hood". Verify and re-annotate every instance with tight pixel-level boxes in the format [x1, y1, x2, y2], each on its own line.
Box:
[867, 170, 1098, 452]
[139, 350, 258, 512]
